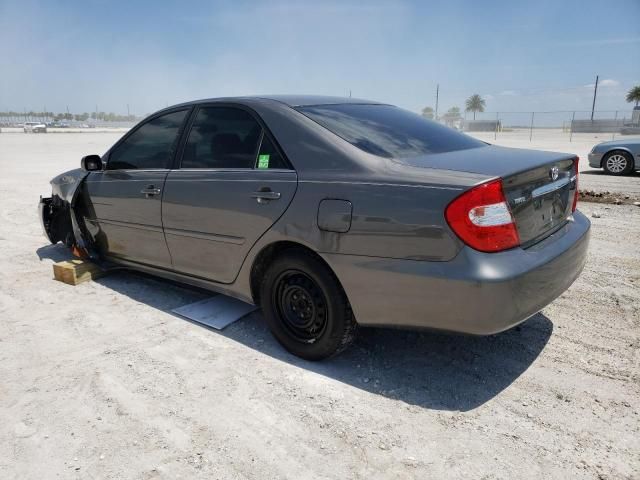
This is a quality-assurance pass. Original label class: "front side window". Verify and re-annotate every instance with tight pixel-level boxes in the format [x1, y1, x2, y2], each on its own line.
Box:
[107, 109, 188, 170]
[297, 104, 485, 159]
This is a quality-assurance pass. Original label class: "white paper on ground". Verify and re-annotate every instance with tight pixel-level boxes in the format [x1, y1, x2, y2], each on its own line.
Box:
[172, 295, 258, 330]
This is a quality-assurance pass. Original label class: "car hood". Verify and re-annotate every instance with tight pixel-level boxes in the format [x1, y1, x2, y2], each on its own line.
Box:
[595, 139, 640, 148]
[395, 144, 576, 178]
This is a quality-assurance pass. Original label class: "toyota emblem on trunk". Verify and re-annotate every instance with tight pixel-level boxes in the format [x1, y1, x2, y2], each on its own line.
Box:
[549, 166, 559, 181]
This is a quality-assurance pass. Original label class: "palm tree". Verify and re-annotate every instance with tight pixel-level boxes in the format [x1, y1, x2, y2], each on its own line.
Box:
[626, 85, 640, 107]
[421, 106, 434, 119]
[465, 94, 486, 120]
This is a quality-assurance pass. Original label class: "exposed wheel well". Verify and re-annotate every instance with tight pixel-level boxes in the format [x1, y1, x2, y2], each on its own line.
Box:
[249, 241, 343, 306]
[602, 149, 634, 168]
[44, 196, 75, 245]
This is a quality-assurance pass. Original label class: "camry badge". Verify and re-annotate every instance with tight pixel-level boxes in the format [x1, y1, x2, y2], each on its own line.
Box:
[549, 166, 559, 181]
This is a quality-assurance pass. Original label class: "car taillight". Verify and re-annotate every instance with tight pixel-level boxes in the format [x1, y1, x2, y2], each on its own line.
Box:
[445, 179, 520, 253]
[572, 156, 579, 212]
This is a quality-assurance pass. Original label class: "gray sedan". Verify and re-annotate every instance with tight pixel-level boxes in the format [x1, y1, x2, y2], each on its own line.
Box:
[40, 96, 590, 360]
[588, 138, 640, 175]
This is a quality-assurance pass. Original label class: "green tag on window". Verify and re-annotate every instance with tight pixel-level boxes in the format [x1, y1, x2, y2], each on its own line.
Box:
[258, 154, 270, 169]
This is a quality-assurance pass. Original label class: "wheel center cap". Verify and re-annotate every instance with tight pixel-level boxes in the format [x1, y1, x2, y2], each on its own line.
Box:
[287, 287, 315, 324]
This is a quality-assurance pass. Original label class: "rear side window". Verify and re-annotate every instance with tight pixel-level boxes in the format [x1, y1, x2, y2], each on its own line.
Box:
[182, 107, 262, 169]
[297, 104, 484, 158]
[255, 134, 288, 170]
[108, 110, 187, 170]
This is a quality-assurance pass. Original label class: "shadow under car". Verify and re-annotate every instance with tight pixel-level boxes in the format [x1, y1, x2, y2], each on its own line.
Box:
[36, 243, 552, 412]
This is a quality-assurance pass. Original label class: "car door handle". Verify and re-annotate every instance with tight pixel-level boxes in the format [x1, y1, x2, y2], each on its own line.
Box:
[141, 185, 161, 196]
[251, 189, 281, 203]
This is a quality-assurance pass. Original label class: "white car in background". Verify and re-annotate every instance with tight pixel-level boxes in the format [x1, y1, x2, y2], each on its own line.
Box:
[23, 121, 47, 133]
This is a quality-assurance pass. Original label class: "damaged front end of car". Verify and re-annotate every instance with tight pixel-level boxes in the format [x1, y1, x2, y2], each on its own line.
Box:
[39, 168, 95, 258]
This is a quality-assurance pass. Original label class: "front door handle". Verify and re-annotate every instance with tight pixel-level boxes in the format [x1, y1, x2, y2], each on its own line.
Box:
[141, 185, 161, 197]
[251, 189, 281, 204]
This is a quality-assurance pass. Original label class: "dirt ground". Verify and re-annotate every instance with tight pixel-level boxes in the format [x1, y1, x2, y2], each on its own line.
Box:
[0, 133, 639, 479]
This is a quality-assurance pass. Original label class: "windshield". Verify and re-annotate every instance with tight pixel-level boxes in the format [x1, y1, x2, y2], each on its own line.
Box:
[296, 104, 485, 159]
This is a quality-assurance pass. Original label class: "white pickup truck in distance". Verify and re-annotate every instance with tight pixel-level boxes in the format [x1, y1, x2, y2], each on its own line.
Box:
[24, 122, 47, 133]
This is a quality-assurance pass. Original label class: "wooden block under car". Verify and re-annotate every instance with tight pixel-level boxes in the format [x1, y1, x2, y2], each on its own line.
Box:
[52, 259, 106, 286]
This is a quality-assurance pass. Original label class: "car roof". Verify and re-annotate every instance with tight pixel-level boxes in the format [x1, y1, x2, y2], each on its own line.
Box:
[169, 95, 384, 110]
[249, 95, 383, 107]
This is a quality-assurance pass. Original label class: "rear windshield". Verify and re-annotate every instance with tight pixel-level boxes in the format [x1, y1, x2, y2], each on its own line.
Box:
[296, 104, 484, 158]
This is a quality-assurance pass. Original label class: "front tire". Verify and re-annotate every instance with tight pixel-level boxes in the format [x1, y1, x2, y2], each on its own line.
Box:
[260, 250, 357, 361]
[603, 150, 633, 175]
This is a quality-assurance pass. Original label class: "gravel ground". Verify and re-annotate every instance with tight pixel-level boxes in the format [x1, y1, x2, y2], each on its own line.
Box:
[0, 133, 639, 479]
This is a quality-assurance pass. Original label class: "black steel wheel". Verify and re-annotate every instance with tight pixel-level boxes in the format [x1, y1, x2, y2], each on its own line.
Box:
[260, 250, 357, 360]
[273, 269, 329, 343]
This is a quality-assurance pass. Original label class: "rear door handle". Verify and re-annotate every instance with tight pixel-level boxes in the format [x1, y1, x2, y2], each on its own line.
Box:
[141, 185, 161, 196]
[251, 189, 281, 204]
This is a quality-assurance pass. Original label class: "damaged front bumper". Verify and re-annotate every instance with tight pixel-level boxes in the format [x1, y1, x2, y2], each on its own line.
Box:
[39, 196, 56, 244]
[39, 168, 94, 256]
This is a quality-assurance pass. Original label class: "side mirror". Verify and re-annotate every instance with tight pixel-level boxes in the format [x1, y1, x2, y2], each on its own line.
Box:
[81, 155, 103, 171]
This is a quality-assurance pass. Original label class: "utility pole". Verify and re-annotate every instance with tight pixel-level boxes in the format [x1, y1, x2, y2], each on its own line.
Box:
[529, 112, 535, 141]
[590, 75, 599, 121]
[570, 111, 575, 142]
[127, 104, 130, 116]
[435, 84, 439, 121]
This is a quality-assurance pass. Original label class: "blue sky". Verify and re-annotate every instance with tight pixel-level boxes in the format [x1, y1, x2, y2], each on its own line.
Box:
[1, 0, 639, 116]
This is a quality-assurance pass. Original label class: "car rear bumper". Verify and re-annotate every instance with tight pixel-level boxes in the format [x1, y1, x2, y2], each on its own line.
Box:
[324, 210, 590, 334]
[588, 152, 603, 168]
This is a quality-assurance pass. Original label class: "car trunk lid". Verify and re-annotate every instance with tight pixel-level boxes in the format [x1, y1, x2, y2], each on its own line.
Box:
[398, 145, 578, 246]
[502, 158, 577, 246]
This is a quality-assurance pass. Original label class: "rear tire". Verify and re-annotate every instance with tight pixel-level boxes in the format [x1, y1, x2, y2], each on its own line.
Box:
[260, 250, 357, 361]
[603, 150, 633, 175]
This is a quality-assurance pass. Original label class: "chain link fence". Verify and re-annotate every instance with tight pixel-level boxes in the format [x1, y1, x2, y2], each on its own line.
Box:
[456, 109, 639, 143]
